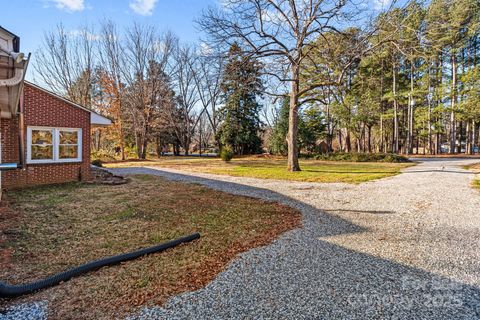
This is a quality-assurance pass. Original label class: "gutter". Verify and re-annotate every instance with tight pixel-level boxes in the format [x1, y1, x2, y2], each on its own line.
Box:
[0, 53, 30, 172]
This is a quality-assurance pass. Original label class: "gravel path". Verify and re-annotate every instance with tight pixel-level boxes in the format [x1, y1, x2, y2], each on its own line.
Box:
[117, 158, 480, 320]
[0, 301, 47, 320]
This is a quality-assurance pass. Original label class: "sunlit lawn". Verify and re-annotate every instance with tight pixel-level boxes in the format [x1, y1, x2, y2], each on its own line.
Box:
[468, 163, 480, 190]
[474, 180, 480, 190]
[105, 156, 414, 184]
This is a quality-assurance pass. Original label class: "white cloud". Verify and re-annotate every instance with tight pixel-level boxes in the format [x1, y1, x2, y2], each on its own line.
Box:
[129, 0, 158, 16]
[69, 29, 101, 41]
[49, 0, 85, 12]
[373, 0, 392, 10]
[198, 42, 213, 56]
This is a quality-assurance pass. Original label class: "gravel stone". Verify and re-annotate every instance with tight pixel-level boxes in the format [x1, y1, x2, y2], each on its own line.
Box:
[0, 301, 47, 320]
[116, 158, 480, 320]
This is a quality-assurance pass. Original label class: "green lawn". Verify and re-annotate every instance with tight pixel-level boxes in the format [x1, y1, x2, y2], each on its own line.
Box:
[105, 156, 413, 184]
[474, 179, 480, 190]
[464, 163, 480, 190]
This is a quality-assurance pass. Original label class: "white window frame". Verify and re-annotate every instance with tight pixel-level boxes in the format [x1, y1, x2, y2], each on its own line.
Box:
[27, 126, 82, 164]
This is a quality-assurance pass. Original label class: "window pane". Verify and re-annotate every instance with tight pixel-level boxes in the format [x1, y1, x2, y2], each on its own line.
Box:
[59, 130, 78, 145]
[59, 145, 78, 159]
[31, 145, 53, 160]
[31, 130, 53, 145]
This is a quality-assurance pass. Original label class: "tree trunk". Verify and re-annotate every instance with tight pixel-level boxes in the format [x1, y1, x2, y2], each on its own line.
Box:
[379, 115, 384, 153]
[141, 139, 148, 159]
[457, 121, 463, 154]
[472, 120, 477, 153]
[141, 115, 150, 159]
[199, 121, 203, 156]
[450, 54, 457, 154]
[428, 98, 432, 154]
[184, 136, 190, 156]
[407, 62, 414, 155]
[345, 130, 352, 153]
[367, 125, 372, 153]
[436, 132, 441, 154]
[338, 130, 343, 152]
[287, 65, 301, 171]
[135, 133, 143, 159]
[326, 103, 333, 153]
[392, 61, 399, 154]
[466, 121, 471, 155]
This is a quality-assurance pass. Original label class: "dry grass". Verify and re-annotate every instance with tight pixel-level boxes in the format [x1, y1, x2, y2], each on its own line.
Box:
[467, 163, 480, 190]
[474, 179, 480, 190]
[105, 156, 413, 184]
[462, 163, 480, 190]
[0, 175, 300, 319]
[467, 163, 480, 171]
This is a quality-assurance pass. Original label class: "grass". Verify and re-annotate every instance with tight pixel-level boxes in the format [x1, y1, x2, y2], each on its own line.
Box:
[474, 180, 480, 190]
[105, 156, 413, 184]
[0, 176, 300, 319]
[465, 163, 480, 190]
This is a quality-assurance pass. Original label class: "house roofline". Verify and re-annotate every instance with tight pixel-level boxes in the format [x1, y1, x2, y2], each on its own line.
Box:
[0, 26, 20, 52]
[24, 81, 113, 125]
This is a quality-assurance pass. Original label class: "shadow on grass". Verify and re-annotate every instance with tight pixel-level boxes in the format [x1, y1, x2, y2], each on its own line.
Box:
[300, 169, 399, 174]
[110, 167, 480, 320]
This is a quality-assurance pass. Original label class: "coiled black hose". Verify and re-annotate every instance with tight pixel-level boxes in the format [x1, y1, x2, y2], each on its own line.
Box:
[0, 232, 200, 298]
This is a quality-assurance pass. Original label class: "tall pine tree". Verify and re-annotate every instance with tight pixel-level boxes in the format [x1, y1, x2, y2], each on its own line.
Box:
[217, 43, 263, 155]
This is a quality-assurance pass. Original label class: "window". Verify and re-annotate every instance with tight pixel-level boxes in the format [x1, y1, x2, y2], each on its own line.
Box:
[30, 129, 53, 160]
[58, 130, 79, 159]
[27, 127, 82, 164]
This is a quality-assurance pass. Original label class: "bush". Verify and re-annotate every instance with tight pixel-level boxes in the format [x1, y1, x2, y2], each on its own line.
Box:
[314, 152, 410, 163]
[91, 159, 104, 167]
[220, 147, 234, 162]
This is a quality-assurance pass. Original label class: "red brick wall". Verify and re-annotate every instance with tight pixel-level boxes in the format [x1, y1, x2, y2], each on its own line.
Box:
[1, 83, 92, 189]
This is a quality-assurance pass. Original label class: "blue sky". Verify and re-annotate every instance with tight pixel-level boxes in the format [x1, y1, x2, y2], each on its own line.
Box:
[2, 0, 393, 55]
[2, 0, 391, 83]
[2, 0, 216, 56]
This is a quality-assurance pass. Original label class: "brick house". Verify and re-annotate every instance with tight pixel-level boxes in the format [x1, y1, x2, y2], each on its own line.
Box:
[0, 27, 111, 191]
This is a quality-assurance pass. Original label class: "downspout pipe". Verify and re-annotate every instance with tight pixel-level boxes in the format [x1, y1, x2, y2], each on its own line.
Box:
[16, 53, 30, 170]
[17, 77, 26, 169]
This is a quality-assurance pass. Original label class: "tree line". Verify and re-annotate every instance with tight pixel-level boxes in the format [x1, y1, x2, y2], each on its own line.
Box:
[34, 0, 480, 171]
[303, 0, 480, 156]
[35, 22, 225, 160]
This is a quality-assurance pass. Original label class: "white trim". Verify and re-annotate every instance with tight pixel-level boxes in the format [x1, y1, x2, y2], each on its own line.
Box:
[91, 112, 112, 126]
[27, 126, 82, 164]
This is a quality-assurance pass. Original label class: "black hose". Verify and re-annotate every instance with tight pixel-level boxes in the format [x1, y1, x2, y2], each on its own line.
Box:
[0, 232, 200, 298]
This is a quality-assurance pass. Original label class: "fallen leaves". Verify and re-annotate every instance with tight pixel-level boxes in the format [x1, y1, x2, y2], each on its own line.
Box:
[0, 175, 301, 319]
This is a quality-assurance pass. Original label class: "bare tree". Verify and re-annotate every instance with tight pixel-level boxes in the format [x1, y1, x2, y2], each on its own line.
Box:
[169, 44, 200, 155]
[195, 112, 214, 155]
[199, 0, 390, 170]
[189, 51, 224, 149]
[34, 24, 96, 107]
[122, 23, 176, 159]
[98, 20, 128, 159]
